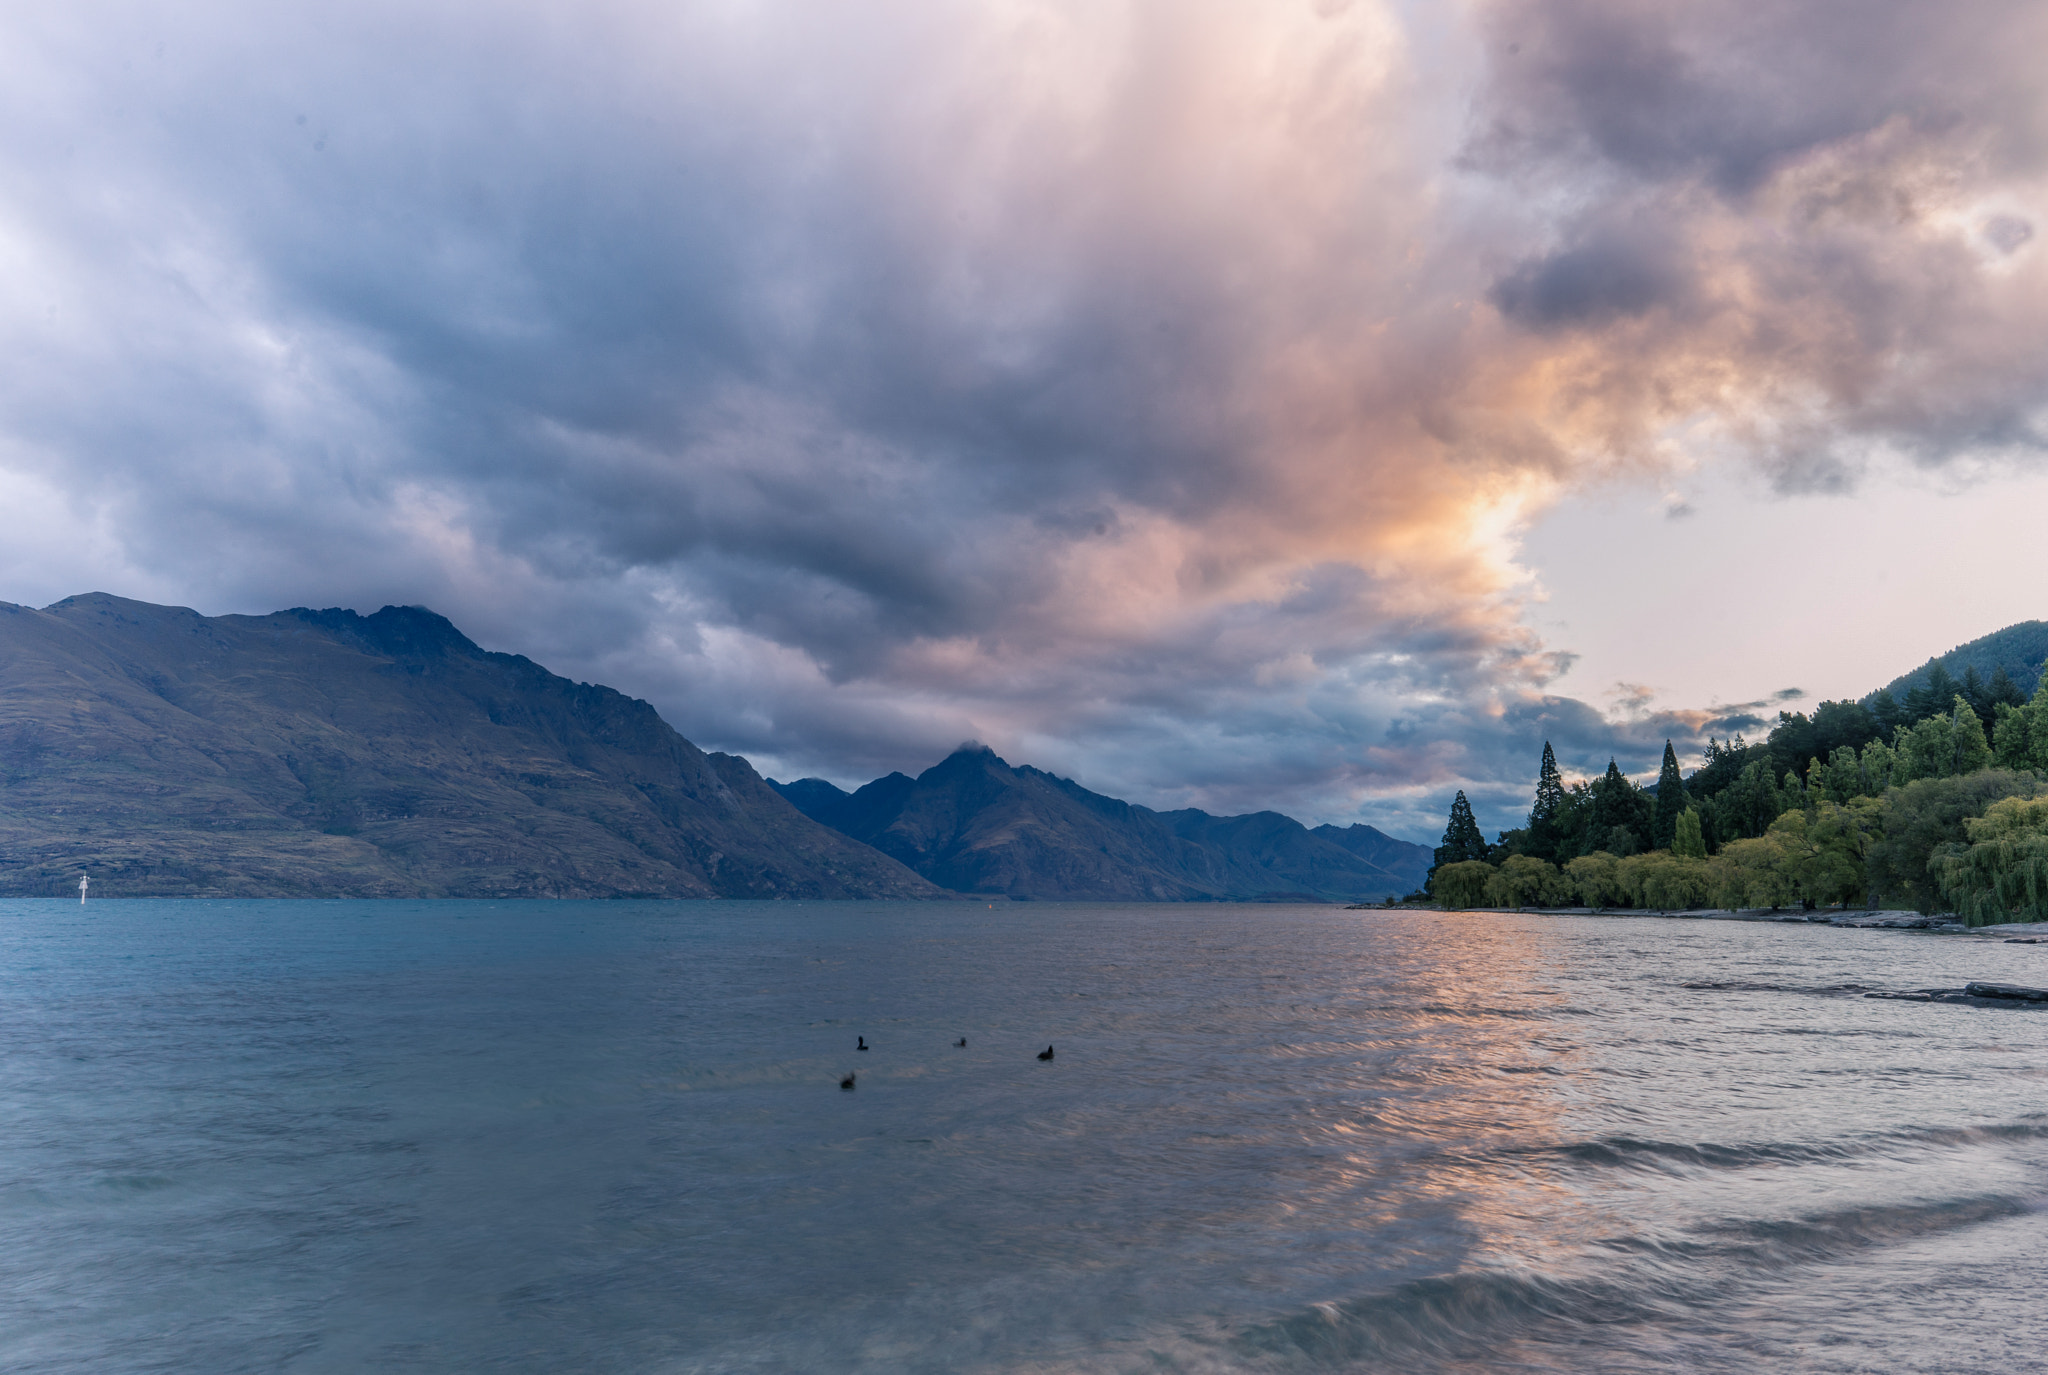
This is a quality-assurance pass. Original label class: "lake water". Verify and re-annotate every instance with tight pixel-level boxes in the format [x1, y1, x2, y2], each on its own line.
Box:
[2, 899, 2045, 1373]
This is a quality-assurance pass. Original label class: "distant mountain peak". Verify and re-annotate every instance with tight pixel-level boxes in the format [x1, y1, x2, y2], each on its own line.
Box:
[778, 748, 1433, 902]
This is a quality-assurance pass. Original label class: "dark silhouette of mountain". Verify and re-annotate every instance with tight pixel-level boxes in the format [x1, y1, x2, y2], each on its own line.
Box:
[771, 746, 1430, 901]
[0, 594, 942, 899]
[1874, 621, 2048, 702]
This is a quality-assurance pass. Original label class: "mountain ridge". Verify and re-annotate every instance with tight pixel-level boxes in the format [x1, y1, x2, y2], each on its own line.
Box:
[0, 593, 941, 899]
[1871, 620, 2048, 703]
[770, 746, 1431, 902]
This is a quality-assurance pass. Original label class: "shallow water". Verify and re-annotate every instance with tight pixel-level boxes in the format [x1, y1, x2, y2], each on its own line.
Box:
[2, 900, 2045, 1373]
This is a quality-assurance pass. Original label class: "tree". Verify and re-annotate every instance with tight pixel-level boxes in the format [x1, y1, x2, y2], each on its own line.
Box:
[1993, 702, 2030, 770]
[1617, 851, 1712, 910]
[1526, 741, 1568, 862]
[1985, 667, 2027, 713]
[1585, 759, 1651, 856]
[1565, 852, 1625, 908]
[1711, 758, 1784, 842]
[1768, 800, 1876, 908]
[1434, 860, 1495, 909]
[2018, 670, 2048, 773]
[1812, 746, 1863, 803]
[1651, 740, 1688, 850]
[1933, 795, 2048, 926]
[1894, 712, 1958, 784]
[1485, 855, 1571, 908]
[1905, 663, 1960, 723]
[1673, 808, 1707, 859]
[1866, 770, 2042, 911]
[1708, 832, 1797, 910]
[1428, 790, 1489, 892]
[1953, 697, 1993, 776]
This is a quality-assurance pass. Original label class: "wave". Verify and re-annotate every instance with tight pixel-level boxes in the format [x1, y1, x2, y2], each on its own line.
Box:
[1488, 1115, 2048, 1179]
[1231, 1191, 2039, 1370]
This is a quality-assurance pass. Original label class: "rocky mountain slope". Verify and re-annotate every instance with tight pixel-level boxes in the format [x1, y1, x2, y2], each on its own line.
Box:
[0, 594, 942, 899]
[772, 746, 1431, 901]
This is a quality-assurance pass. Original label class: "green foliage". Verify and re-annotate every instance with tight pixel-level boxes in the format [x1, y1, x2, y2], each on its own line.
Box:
[1428, 790, 1489, 892]
[1616, 851, 1712, 910]
[1689, 735, 1764, 801]
[1894, 697, 1993, 782]
[1585, 759, 1652, 857]
[1709, 833, 1798, 910]
[1876, 621, 2048, 713]
[1526, 741, 1568, 863]
[1710, 758, 1785, 843]
[1673, 808, 1706, 859]
[1998, 671, 2048, 774]
[1484, 854, 1571, 908]
[1954, 699, 1992, 775]
[1932, 796, 2048, 926]
[1651, 741, 1687, 850]
[1866, 769, 2043, 912]
[1434, 859, 1495, 909]
[1992, 701, 2029, 769]
[1768, 800, 1878, 907]
[1564, 851, 1624, 908]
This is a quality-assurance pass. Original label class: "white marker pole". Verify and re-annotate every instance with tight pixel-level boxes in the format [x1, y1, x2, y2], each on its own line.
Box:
[78, 873, 88, 904]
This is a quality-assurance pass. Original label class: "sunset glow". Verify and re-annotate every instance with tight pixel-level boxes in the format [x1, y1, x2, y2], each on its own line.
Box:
[2, 0, 2044, 837]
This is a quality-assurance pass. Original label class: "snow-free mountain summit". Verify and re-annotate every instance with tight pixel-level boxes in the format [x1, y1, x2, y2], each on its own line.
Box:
[0, 594, 1426, 900]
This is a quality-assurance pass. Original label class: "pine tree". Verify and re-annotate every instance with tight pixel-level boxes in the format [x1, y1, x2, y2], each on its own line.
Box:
[1584, 760, 1650, 856]
[1986, 667, 2027, 711]
[1651, 740, 1687, 850]
[1527, 742, 1567, 862]
[1962, 665, 1989, 720]
[1429, 790, 1489, 887]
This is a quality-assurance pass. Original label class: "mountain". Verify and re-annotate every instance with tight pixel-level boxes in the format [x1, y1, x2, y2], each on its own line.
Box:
[1875, 620, 2048, 702]
[0, 594, 942, 899]
[771, 746, 1431, 901]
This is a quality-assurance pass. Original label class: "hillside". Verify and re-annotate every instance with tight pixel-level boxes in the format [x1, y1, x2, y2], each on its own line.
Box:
[0, 594, 943, 899]
[1874, 620, 2048, 702]
[772, 746, 1431, 901]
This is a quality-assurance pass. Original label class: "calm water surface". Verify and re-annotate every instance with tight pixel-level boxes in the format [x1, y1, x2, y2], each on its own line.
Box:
[2, 900, 2045, 1373]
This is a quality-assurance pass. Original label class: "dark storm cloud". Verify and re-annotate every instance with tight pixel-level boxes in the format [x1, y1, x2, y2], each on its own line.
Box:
[0, 0, 2043, 841]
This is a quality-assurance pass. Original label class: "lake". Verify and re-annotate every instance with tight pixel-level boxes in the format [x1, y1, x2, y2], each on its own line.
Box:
[2, 899, 2044, 1372]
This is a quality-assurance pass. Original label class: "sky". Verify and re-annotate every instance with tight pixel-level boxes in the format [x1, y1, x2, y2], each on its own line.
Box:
[1, 0, 2045, 842]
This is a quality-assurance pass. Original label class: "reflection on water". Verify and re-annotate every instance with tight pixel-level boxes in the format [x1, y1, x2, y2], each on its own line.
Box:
[0, 901, 2043, 1373]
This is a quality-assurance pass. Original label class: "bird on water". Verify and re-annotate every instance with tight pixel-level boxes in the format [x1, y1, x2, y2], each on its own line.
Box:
[840, 1073, 856, 1090]
[954, 1038, 967, 1047]
[857, 1036, 869, 1051]
[1037, 1045, 1055, 1061]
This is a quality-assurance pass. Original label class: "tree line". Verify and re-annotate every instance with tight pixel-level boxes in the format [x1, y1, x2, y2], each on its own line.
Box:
[1425, 662, 2048, 925]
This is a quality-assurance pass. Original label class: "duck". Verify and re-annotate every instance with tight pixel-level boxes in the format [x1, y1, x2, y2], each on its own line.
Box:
[857, 1036, 869, 1051]
[1036, 1045, 1055, 1061]
[954, 1037, 967, 1047]
[840, 1072, 857, 1090]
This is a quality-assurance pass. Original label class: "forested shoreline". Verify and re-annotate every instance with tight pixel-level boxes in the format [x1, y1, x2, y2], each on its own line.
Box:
[1427, 662, 2048, 925]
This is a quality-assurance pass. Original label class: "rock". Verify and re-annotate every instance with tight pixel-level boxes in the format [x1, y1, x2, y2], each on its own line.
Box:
[1963, 982, 2048, 1002]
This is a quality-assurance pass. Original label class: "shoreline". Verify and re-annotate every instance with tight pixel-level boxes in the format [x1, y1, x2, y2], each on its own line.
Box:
[1393, 906, 2048, 937]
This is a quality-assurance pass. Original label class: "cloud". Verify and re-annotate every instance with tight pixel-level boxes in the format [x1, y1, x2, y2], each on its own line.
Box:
[0, 0, 2043, 841]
